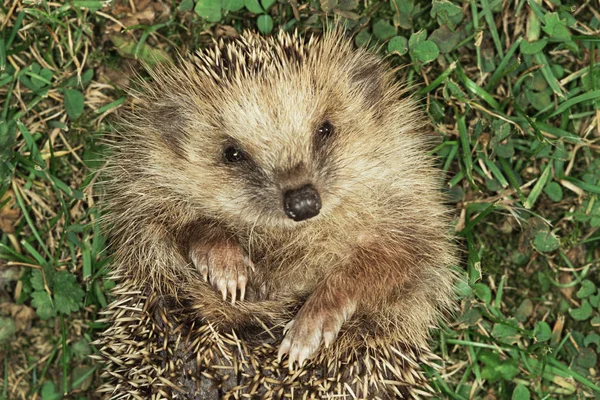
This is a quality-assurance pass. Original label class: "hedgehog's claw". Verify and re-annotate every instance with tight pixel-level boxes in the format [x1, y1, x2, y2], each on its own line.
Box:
[228, 278, 237, 304]
[277, 337, 290, 364]
[244, 255, 256, 273]
[191, 252, 209, 282]
[220, 285, 227, 301]
[283, 319, 294, 335]
[239, 276, 247, 302]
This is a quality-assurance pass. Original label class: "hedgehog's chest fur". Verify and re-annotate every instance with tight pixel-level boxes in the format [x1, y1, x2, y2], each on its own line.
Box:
[213, 225, 354, 301]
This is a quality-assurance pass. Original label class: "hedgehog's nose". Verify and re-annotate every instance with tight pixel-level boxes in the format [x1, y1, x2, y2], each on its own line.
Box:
[283, 184, 321, 222]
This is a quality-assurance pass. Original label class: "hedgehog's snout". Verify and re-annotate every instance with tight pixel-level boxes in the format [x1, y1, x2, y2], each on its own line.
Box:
[283, 184, 321, 222]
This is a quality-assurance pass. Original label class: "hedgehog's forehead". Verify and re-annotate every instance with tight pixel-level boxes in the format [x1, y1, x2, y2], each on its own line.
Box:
[217, 75, 321, 166]
[223, 72, 320, 122]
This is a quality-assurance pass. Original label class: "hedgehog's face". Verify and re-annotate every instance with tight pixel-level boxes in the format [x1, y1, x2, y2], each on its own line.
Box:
[185, 81, 343, 229]
[148, 37, 409, 229]
[177, 72, 399, 230]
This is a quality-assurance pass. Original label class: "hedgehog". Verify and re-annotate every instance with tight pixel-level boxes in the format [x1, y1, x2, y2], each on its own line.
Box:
[96, 28, 458, 399]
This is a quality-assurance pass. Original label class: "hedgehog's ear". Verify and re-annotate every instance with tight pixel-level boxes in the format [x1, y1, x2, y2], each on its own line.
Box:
[349, 56, 385, 108]
[150, 102, 190, 158]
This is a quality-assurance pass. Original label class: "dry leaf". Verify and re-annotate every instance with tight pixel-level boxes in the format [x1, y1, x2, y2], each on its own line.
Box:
[0, 303, 37, 331]
[559, 272, 574, 301]
[0, 190, 20, 234]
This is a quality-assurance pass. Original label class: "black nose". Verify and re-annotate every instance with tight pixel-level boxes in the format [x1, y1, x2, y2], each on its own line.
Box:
[283, 184, 321, 222]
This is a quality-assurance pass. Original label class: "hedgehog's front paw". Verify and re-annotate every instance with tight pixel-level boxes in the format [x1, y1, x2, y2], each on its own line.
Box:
[277, 296, 356, 370]
[189, 239, 253, 304]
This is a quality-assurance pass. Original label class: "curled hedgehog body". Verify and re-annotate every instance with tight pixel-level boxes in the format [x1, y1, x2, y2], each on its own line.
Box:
[97, 29, 458, 399]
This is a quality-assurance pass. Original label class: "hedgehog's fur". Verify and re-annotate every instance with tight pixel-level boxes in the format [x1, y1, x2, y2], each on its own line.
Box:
[97, 28, 458, 398]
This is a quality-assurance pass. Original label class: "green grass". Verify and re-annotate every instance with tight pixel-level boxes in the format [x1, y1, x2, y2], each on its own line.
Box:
[1, 0, 599, 399]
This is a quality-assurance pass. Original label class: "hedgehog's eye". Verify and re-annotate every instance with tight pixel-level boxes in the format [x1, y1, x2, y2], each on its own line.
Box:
[223, 146, 246, 163]
[317, 121, 334, 139]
